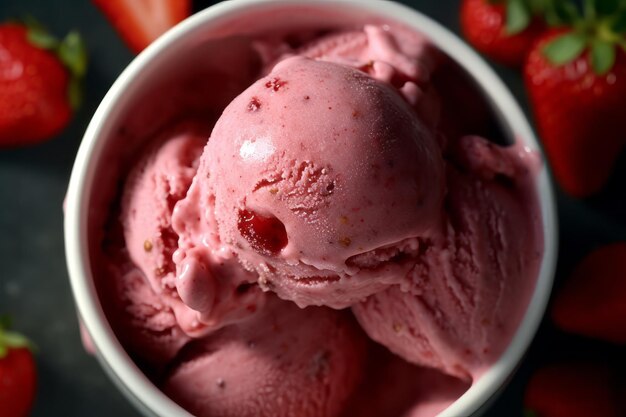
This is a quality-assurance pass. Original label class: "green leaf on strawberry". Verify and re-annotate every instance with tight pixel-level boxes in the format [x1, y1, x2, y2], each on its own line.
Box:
[461, 0, 547, 67]
[541, 0, 626, 74]
[0, 332, 32, 357]
[591, 38, 616, 73]
[59, 31, 88, 78]
[22, 15, 59, 50]
[21, 17, 86, 116]
[20, 21, 88, 111]
[506, 0, 532, 34]
[0, 316, 34, 358]
[58, 31, 88, 108]
[27, 28, 59, 49]
[542, 32, 587, 64]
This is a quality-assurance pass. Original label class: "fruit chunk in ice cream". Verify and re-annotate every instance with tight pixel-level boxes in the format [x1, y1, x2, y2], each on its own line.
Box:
[177, 55, 445, 309]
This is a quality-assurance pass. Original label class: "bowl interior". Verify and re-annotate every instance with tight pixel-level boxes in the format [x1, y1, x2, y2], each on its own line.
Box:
[66, 2, 557, 417]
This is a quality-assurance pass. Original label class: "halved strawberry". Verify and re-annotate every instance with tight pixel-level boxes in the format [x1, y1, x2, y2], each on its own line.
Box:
[93, 0, 191, 53]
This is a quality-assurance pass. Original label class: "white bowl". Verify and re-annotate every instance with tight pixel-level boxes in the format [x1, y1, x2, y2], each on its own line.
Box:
[64, 1, 558, 416]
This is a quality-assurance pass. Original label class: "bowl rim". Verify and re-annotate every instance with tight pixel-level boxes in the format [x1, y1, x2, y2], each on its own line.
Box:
[64, 1, 558, 416]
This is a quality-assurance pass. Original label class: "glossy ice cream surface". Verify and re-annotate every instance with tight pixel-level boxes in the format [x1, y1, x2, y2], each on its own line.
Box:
[180, 55, 445, 310]
[93, 19, 543, 417]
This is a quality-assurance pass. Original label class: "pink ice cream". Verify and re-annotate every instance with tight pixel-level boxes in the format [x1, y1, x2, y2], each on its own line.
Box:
[120, 124, 264, 337]
[97, 253, 190, 370]
[353, 136, 543, 380]
[341, 343, 470, 417]
[164, 296, 366, 417]
[90, 19, 544, 417]
[99, 126, 367, 417]
[173, 23, 542, 381]
[178, 55, 445, 309]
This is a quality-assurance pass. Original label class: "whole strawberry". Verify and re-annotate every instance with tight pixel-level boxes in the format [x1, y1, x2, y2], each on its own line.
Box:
[0, 22, 86, 147]
[552, 243, 626, 344]
[0, 317, 36, 417]
[524, 363, 621, 417]
[460, 0, 545, 67]
[524, 2, 626, 197]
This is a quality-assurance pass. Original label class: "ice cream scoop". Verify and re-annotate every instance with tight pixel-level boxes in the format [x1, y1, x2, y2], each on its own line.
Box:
[177, 55, 445, 309]
[164, 296, 367, 417]
[81, 10, 548, 417]
[121, 125, 264, 337]
[341, 343, 470, 417]
[97, 255, 190, 371]
[353, 136, 543, 380]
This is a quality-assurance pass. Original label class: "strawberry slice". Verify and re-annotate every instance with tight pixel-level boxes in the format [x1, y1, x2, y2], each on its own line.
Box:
[93, 0, 191, 53]
[552, 243, 626, 344]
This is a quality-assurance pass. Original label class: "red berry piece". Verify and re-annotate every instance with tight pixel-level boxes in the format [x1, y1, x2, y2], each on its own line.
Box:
[247, 97, 261, 112]
[237, 209, 288, 256]
[265, 77, 287, 92]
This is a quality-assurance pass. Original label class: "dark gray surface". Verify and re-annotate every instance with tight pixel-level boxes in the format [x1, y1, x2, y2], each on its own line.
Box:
[1, 1, 625, 416]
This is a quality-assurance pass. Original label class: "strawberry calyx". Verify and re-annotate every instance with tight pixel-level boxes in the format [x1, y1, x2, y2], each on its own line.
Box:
[0, 315, 34, 359]
[541, 0, 626, 74]
[488, 0, 550, 35]
[523, 410, 538, 417]
[22, 17, 88, 109]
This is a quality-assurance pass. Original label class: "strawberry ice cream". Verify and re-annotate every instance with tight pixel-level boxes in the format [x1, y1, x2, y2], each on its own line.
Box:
[90, 17, 543, 417]
[119, 124, 264, 338]
[164, 296, 366, 417]
[98, 125, 367, 417]
[177, 55, 445, 309]
[97, 254, 190, 371]
[341, 343, 470, 417]
[172, 23, 542, 381]
[353, 136, 542, 380]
